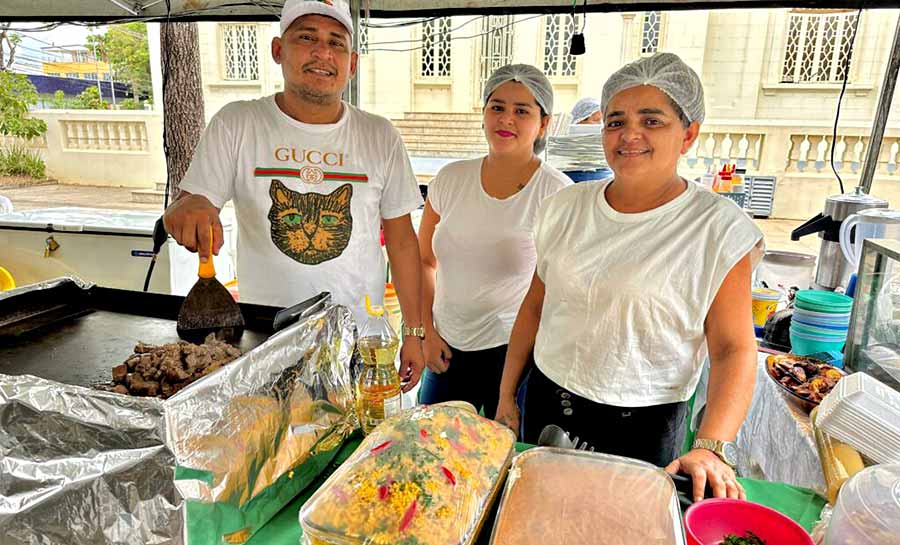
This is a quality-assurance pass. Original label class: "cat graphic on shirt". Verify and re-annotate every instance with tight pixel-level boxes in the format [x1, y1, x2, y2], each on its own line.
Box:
[268, 180, 353, 265]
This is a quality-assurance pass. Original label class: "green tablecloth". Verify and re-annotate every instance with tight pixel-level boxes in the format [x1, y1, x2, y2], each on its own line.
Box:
[247, 437, 827, 545]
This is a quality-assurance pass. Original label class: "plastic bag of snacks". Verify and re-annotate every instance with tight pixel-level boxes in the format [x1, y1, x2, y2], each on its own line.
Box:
[299, 404, 516, 545]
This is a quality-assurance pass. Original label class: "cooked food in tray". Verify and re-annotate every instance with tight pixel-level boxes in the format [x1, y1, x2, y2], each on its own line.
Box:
[767, 354, 844, 404]
[300, 404, 516, 545]
[490, 448, 683, 545]
[96, 333, 242, 398]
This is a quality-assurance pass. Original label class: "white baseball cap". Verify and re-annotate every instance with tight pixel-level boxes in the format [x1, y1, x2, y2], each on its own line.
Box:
[280, 0, 354, 39]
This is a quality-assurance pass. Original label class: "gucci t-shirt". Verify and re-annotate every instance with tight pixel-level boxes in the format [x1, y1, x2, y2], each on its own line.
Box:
[179, 96, 423, 324]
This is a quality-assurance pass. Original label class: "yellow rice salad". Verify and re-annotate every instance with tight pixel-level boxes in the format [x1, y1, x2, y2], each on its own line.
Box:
[300, 405, 515, 545]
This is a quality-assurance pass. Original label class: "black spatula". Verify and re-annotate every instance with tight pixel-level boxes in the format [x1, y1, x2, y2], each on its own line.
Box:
[176, 226, 244, 343]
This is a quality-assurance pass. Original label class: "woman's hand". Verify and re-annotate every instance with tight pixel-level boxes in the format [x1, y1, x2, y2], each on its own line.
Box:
[495, 395, 520, 438]
[423, 330, 452, 373]
[665, 448, 745, 503]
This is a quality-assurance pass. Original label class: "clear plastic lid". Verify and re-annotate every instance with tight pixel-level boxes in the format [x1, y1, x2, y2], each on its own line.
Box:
[299, 404, 516, 545]
[825, 464, 900, 545]
[490, 447, 685, 545]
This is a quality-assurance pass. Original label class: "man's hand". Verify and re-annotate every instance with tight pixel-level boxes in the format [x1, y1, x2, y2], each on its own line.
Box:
[665, 448, 745, 503]
[423, 330, 452, 374]
[162, 192, 223, 262]
[398, 338, 424, 393]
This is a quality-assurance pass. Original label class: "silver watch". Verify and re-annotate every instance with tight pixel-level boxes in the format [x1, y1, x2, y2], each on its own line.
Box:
[401, 324, 425, 339]
[692, 438, 739, 468]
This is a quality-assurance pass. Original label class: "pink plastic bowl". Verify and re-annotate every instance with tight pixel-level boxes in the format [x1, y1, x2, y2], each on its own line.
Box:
[684, 498, 814, 545]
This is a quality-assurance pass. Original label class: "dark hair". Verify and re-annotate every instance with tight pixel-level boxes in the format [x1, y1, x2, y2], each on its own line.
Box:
[667, 97, 691, 128]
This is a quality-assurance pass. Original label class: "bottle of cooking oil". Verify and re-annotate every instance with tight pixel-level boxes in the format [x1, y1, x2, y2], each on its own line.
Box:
[356, 295, 402, 434]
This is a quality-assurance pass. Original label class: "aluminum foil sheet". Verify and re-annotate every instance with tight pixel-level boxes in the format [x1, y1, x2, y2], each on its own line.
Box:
[736, 353, 826, 493]
[0, 275, 92, 302]
[1, 279, 358, 545]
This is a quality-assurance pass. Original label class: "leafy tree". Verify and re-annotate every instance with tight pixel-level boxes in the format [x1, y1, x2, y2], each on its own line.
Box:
[75, 86, 108, 110]
[52, 90, 67, 109]
[0, 71, 47, 139]
[118, 97, 144, 110]
[88, 23, 151, 100]
[0, 23, 21, 71]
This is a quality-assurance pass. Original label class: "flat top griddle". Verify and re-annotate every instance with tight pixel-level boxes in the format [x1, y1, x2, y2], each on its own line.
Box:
[0, 281, 325, 387]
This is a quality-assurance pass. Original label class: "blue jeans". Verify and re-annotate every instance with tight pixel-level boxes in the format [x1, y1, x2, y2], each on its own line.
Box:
[564, 168, 613, 183]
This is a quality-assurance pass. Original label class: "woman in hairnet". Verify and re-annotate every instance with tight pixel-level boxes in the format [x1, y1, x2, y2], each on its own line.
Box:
[417, 64, 571, 418]
[495, 53, 763, 502]
[571, 97, 603, 125]
[553, 96, 613, 182]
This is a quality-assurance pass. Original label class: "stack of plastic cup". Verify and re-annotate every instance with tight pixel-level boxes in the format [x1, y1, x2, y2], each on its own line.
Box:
[790, 290, 853, 355]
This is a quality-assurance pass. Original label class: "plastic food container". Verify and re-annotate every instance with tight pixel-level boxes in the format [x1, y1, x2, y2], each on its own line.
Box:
[751, 288, 780, 327]
[299, 404, 515, 545]
[790, 330, 846, 355]
[794, 290, 853, 313]
[489, 447, 685, 545]
[824, 464, 900, 545]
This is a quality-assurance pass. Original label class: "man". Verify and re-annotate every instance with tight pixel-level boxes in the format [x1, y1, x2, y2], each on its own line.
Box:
[163, 0, 425, 390]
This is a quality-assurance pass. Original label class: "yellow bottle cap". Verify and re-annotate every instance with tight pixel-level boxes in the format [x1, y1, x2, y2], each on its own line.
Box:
[364, 294, 385, 317]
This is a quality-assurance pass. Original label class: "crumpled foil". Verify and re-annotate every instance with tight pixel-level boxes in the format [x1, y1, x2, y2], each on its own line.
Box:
[736, 353, 826, 493]
[1, 278, 358, 545]
[0, 275, 93, 302]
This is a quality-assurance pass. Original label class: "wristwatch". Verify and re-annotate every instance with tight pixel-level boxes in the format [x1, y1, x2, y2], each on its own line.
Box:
[401, 324, 425, 339]
[692, 438, 739, 468]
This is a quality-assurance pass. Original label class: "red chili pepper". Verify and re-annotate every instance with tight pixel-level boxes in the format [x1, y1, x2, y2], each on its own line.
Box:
[449, 439, 468, 454]
[378, 485, 390, 501]
[453, 416, 462, 430]
[419, 428, 428, 439]
[441, 466, 456, 486]
[399, 500, 417, 532]
[370, 440, 392, 454]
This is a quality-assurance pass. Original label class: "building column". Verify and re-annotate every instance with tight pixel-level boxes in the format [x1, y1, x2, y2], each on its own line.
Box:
[620, 13, 637, 65]
[148, 22, 163, 111]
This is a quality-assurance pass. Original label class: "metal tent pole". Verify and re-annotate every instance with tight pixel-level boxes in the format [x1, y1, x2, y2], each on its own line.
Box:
[860, 13, 900, 194]
[349, 0, 361, 108]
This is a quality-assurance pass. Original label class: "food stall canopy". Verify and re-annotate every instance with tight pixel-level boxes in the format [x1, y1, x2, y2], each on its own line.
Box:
[2, 0, 899, 21]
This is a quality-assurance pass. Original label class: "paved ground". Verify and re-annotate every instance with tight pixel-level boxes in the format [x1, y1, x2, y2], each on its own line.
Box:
[0, 182, 822, 255]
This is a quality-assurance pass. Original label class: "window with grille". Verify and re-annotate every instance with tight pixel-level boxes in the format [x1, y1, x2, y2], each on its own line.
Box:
[479, 15, 515, 87]
[358, 23, 369, 55]
[420, 18, 451, 77]
[66, 73, 79, 79]
[782, 10, 858, 83]
[543, 14, 579, 77]
[641, 11, 661, 55]
[222, 24, 259, 81]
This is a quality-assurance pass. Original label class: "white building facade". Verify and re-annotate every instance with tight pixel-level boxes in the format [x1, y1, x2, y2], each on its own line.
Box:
[193, 8, 900, 219]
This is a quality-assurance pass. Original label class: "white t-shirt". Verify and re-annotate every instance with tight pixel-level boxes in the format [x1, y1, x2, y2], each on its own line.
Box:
[533, 179, 764, 406]
[179, 96, 423, 325]
[429, 158, 571, 350]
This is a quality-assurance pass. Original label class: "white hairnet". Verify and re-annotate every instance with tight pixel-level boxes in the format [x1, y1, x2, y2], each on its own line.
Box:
[482, 64, 554, 154]
[601, 52, 705, 125]
[571, 97, 602, 124]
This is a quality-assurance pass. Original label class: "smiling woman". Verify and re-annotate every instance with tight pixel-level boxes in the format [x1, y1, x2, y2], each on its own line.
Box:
[416, 64, 571, 420]
[495, 52, 765, 505]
